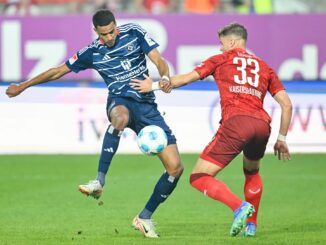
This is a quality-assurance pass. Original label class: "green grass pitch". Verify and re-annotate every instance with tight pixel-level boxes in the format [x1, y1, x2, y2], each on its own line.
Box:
[0, 154, 325, 245]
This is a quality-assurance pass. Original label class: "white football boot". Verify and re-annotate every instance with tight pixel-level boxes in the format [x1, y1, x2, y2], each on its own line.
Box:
[78, 180, 103, 199]
[132, 215, 160, 238]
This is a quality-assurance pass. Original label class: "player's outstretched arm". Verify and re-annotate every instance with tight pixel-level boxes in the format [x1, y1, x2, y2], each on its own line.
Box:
[6, 63, 71, 98]
[272, 90, 293, 161]
[130, 70, 201, 93]
[170, 71, 200, 88]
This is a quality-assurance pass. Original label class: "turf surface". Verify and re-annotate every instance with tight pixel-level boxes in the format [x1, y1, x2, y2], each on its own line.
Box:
[0, 154, 325, 245]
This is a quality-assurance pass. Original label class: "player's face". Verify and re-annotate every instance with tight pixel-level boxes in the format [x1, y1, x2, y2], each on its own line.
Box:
[95, 22, 117, 47]
[219, 36, 233, 53]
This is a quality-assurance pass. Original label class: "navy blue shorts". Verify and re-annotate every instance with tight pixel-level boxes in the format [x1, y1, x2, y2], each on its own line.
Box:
[107, 97, 176, 145]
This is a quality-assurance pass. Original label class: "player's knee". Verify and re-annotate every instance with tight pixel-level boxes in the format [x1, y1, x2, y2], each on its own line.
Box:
[243, 156, 260, 172]
[243, 161, 260, 174]
[176, 164, 184, 177]
[243, 167, 259, 175]
[111, 114, 128, 130]
[167, 164, 183, 177]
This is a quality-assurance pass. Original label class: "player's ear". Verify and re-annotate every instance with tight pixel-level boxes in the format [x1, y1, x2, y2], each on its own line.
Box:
[230, 39, 235, 47]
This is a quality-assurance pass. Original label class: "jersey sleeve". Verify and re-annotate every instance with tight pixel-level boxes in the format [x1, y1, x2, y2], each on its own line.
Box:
[133, 24, 159, 54]
[268, 68, 285, 96]
[65, 46, 93, 73]
[194, 55, 221, 80]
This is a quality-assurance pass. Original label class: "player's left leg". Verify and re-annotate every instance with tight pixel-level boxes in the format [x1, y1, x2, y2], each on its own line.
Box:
[131, 101, 183, 238]
[190, 158, 243, 210]
[242, 118, 270, 237]
[189, 158, 254, 237]
[145, 143, 183, 216]
[133, 144, 183, 238]
[190, 116, 261, 236]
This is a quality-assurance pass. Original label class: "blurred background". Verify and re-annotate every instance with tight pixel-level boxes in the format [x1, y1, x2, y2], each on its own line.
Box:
[0, 0, 325, 154]
[1, 0, 326, 15]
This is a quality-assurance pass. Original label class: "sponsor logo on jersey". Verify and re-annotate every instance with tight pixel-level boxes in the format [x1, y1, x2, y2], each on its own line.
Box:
[116, 65, 146, 81]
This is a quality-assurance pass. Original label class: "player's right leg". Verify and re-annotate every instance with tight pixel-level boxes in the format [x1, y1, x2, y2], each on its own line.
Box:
[242, 157, 262, 236]
[79, 101, 129, 199]
[244, 222, 256, 237]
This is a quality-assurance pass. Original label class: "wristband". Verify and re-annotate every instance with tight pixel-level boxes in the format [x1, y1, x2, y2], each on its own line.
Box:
[151, 81, 160, 91]
[161, 75, 170, 82]
[277, 133, 286, 142]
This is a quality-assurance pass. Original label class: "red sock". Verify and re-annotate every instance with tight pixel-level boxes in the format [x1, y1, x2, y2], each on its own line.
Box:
[244, 170, 263, 225]
[190, 173, 242, 211]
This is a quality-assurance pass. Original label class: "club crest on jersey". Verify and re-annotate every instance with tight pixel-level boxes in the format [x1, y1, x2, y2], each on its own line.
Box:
[68, 54, 78, 64]
[121, 59, 131, 70]
[127, 44, 134, 51]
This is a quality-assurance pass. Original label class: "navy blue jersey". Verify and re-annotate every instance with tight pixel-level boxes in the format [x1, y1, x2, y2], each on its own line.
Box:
[65, 23, 159, 103]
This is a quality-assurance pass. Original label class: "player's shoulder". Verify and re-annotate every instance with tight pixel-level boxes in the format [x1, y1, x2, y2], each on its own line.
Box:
[89, 38, 102, 50]
[118, 23, 146, 35]
[77, 38, 101, 55]
[205, 53, 227, 64]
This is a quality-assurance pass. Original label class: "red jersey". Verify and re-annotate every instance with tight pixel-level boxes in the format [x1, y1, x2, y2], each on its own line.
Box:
[195, 48, 284, 124]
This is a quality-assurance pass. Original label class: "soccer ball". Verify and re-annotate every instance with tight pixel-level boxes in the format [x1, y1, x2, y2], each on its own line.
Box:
[137, 125, 168, 155]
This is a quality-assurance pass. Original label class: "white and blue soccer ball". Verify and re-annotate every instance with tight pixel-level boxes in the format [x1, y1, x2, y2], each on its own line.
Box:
[137, 125, 168, 155]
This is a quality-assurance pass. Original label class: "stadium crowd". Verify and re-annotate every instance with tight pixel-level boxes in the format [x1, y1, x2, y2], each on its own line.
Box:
[1, 0, 326, 15]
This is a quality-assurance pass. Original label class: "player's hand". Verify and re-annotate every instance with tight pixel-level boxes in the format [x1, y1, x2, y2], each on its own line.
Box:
[130, 74, 153, 93]
[273, 141, 291, 161]
[6, 83, 25, 98]
[159, 78, 172, 94]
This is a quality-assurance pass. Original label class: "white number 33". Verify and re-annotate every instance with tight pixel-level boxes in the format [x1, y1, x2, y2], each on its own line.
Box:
[233, 57, 260, 88]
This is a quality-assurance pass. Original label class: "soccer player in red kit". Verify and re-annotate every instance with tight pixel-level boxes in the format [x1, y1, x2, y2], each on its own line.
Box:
[130, 22, 292, 237]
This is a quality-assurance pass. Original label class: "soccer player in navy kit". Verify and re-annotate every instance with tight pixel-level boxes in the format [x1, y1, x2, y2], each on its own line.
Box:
[6, 9, 183, 238]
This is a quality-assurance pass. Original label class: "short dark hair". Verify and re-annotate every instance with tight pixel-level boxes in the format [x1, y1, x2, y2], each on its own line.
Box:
[92, 9, 116, 28]
[218, 23, 248, 41]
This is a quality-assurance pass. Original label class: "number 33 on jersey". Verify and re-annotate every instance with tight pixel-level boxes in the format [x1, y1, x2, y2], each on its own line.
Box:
[194, 48, 285, 123]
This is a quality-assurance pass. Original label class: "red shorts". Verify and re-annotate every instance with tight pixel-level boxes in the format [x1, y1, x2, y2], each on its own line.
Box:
[200, 115, 271, 168]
